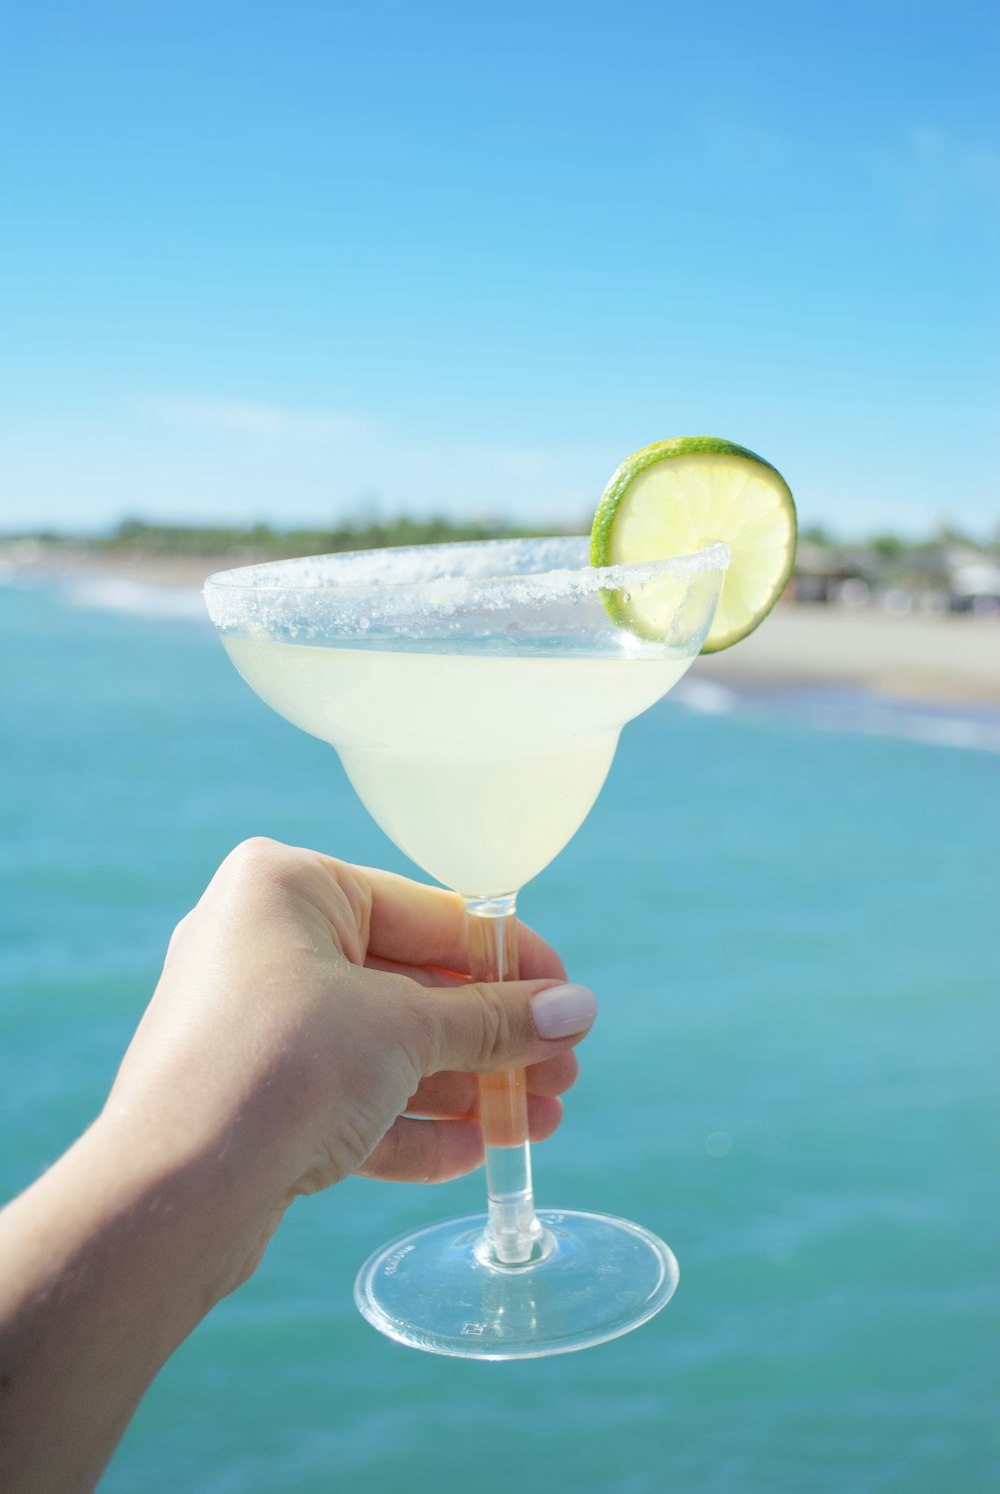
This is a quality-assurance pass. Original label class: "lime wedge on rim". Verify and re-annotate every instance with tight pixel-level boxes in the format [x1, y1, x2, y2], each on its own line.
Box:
[590, 435, 797, 652]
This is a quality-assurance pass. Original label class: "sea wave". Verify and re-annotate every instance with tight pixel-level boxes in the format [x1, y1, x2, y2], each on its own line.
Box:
[61, 576, 207, 621]
[793, 694, 1000, 755]
[672, 679, 739, 715]
[675, 681, 1000, 756]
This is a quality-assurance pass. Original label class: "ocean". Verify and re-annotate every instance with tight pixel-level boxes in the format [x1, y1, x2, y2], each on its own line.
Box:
[2, 572, 998, 1493]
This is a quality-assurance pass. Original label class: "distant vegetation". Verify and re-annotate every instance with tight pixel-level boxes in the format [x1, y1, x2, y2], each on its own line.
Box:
[4, 517, 998, 615]
[6, 517, 997, 559]
[5, 515, 574, 559]
[798, 522, 999, 557]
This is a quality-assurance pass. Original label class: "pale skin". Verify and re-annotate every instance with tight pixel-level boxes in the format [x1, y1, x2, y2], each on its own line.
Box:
[0, 838, 596, 1494]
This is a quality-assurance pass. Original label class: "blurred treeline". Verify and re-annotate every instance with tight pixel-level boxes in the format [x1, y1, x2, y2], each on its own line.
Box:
[13, 515, 574, 559]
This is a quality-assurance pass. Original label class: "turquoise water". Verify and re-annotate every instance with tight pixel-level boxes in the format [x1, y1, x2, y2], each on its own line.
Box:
[2, 576, 998, 1492]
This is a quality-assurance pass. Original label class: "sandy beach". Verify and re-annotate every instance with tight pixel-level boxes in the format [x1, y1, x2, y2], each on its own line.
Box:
[693, 604, 1000, 707]
[5, 545, 999, 708]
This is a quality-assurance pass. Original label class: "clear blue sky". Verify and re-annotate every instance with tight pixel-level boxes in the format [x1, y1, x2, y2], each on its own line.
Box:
[2, 0, 997, 538]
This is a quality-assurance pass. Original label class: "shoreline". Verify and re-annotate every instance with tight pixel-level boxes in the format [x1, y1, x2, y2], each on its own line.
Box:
[691, 605, 1000, 708]
[5, 548, 999, 708]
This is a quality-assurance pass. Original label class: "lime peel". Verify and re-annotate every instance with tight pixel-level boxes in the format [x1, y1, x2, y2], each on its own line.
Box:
[590, 436, 797, 652]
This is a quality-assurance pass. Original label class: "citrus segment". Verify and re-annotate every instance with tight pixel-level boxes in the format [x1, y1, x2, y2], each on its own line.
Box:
[590, 436, 796, 651]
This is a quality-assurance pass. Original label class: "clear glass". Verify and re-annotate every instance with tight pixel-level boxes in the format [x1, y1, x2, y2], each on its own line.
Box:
[205, 535, 729, 1358]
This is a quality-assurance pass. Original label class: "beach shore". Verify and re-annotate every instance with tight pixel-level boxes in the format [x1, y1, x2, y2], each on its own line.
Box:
[5, 545, 999, 707]
[692, 605, 1000, 707]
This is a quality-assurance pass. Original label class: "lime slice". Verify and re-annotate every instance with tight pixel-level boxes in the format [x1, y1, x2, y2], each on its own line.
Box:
[590, 435, 797, 652]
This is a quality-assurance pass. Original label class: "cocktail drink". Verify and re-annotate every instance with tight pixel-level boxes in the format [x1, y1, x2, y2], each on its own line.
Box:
[205, 436, 796, 1358]
[205, 533, 730, 1357]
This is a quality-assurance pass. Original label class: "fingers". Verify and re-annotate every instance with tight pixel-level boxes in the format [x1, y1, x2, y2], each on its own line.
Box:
[359, 1096, 564, 1184]
[352, 863, 566, 980]
[404, 1051, 580, 1118]
[408, 978, 598, 1077]
[365, 955, 468, 988]
[509, 931, 569, 982]
[522, 1049, 580, 1098]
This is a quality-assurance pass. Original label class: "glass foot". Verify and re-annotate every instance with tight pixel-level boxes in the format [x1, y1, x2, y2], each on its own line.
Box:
[353, 1209, 679, 1360]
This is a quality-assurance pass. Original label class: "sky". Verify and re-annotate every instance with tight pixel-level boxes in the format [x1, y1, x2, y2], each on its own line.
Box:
[1, 0, 997, 540]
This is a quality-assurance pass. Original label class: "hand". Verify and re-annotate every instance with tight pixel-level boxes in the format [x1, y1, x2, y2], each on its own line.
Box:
[102, 838, 597, 1284]
[0, 839, 597, 1494]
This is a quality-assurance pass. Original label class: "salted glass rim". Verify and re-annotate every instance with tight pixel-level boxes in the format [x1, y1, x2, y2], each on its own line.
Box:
[204, 535, 730, 600]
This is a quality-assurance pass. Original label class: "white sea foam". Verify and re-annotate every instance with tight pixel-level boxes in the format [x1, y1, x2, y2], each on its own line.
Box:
[808, 700, 1000, 755]
[675, 680, 1000, 756]
[63, 576, 207, 620]
[672, 679, 739, 715]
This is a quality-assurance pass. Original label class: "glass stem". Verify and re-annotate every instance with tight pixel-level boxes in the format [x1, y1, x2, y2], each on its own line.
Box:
[465, 895, 549, 1266]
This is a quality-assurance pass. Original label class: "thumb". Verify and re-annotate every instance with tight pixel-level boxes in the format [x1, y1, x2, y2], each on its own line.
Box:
[415, 978, 598, 1075]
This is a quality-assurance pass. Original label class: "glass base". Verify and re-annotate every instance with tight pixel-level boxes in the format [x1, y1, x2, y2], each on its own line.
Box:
[353, 1209, 679, 1360]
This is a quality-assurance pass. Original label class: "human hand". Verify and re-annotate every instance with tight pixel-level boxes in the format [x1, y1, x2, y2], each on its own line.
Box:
[102, 838, 597, 1287]
[2, 837, 597, 1492]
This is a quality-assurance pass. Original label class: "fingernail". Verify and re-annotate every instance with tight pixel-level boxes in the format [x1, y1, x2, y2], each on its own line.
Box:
[531, 983, 598, 1039]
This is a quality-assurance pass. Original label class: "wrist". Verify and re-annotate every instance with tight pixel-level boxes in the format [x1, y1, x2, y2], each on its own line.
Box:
[100, 1032, 329, 1230]
[87, 1102, 286, 1307]
[0, 1110, 281, 1494]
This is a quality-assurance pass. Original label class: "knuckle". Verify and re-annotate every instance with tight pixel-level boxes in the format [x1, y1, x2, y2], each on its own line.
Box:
[364, 970, 440, 1078]
[228, 835, 283, 868]
[320, 860, 373, 964]
[225, 837, 307, 898]
[470, 983, 514, 1066]
[402, 989, 442, 1073]
[164, 909, 193, 955]
[332, 859, 373, 929]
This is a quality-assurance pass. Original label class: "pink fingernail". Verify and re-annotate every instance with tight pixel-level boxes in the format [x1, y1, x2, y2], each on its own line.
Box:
[531, 983, 598, 1039]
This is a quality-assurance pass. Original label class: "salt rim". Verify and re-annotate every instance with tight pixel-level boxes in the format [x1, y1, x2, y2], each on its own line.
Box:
[204, 536, 730, 637]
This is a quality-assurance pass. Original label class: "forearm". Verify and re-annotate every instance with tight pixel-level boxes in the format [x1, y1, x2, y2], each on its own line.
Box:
[0, 841, 584, 1491]
[0, 1115, 275, 1494]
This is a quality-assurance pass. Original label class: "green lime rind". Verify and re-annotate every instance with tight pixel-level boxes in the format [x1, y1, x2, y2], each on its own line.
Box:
[590, 435, 797, 653]
[589, 435, 787, 559]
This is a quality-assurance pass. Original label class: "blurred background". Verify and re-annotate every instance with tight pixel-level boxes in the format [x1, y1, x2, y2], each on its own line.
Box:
[2, 2, 998, 1490]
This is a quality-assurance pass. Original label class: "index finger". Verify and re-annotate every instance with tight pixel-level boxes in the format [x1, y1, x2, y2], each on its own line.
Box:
[351, 863, 567, 981]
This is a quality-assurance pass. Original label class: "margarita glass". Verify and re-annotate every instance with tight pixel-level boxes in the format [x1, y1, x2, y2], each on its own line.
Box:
[205, 535, 728, 1358]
